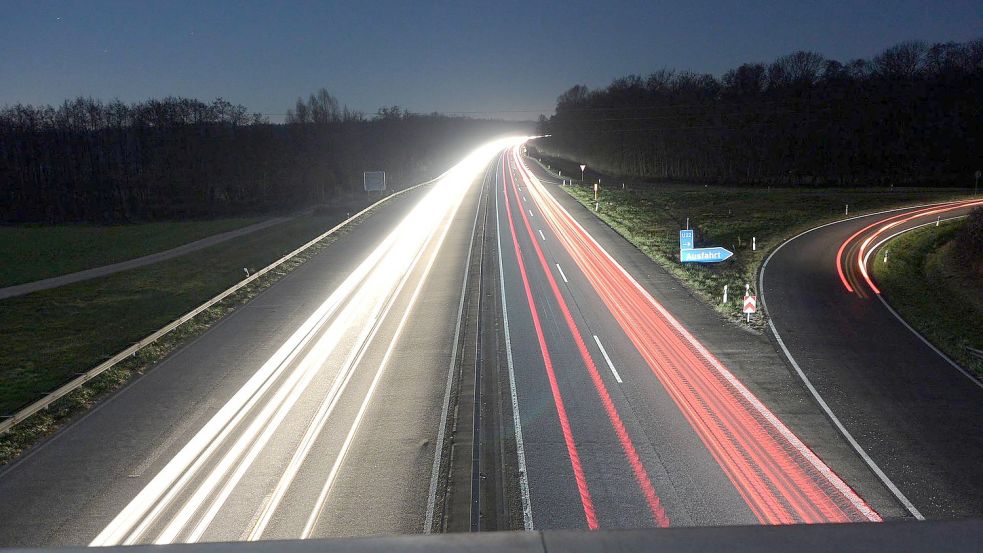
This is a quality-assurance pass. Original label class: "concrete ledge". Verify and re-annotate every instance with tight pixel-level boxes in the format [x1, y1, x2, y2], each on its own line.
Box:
[3, 520, 981, 553]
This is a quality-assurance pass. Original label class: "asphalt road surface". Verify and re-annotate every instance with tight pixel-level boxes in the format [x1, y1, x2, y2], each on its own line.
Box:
[493, 149, 889, 529]
[0, 138, 939, 548]
[761, 198, 983, 519]
[0, 141, 511, 546]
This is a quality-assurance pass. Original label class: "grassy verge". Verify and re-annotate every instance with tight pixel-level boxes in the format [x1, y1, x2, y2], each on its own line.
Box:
[871, 221, 983, 376]
[0, 206, 373, 465]
[0, 217, 267, 287]
[535, 158, 973, 328]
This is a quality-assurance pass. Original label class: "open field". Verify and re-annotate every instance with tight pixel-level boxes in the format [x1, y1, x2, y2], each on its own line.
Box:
[537, 156, 975, 325]
[0, 208, 366, 463]
[0, 217, 266, 287]
[871, 220, 983, 376]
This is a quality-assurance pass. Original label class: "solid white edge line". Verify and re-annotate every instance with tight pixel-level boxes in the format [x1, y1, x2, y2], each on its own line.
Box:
[765, 318, 924, 520]
[166, 173, 456, 543]
[302, 184, 459, 539]
[759, 218, 926, 520]
[592, 335, 623, 383]
[422, 164, 487, 533]
[862, 216, 983, 391]
[555, 263, 569, 283]
[495, 155, 535, 530]
[246, 218, 445, 540]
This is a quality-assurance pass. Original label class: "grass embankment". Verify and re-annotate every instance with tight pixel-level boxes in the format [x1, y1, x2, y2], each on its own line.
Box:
[0, 217, 266, 287]
[871, 221, 983, 376]
[534, 156, 973, 326]
[0, 208, 365, 464]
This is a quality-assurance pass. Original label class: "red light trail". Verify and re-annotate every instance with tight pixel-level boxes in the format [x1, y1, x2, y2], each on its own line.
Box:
[510, 148, 880, 524]
[503, 155, 671, 528]
[835, 199, 983, 296]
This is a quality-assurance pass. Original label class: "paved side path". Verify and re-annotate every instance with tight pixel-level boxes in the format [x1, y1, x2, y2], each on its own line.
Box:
[0, 216, 294, 300]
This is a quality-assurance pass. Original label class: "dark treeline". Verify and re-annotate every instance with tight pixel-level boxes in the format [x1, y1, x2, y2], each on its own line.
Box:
[0, 90, 523, 222]
[535, 39, 982, 187]
[958, 208, 983, 277]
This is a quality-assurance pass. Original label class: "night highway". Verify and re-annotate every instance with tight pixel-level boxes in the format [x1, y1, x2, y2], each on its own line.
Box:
[0, 140, 924, 546]
[2, 5, 982, 548]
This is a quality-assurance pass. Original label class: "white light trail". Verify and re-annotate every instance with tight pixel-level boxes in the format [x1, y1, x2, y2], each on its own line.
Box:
[91, 136, 528, 547]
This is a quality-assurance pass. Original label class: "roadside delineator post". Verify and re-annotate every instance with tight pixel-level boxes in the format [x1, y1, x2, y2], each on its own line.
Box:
[752, 236, 756, 251]
[883, 249, 889, 264]
[845, 204, 849, 216]
[936, 216, 941, 227]
[723, 284, 728, 304]
[243, 268, 250, 277]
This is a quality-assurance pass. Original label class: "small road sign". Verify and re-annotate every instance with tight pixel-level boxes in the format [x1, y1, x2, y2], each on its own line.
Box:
[743, 295, 757, 314]
[363, 171, 386, 192]
[680, 247, 733, 263]
[679, 230, 694, 251]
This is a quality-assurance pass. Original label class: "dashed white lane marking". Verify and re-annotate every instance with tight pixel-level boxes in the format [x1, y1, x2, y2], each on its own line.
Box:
[555, 263, 568, 283]
[593, 335, 623, 383]
[529, 209, 534, 217]
[539, 229, 545, 241]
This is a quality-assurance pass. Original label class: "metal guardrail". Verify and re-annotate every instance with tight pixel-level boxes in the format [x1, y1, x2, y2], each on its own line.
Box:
[967, 347, 983, 361]
[0, 176, 442, 436]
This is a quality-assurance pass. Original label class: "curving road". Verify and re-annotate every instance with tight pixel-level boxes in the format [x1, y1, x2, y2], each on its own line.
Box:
[761, 198, 983, 519]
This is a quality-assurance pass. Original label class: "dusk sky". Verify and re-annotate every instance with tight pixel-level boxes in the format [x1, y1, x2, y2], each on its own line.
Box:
[2, 0, 981, 121]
